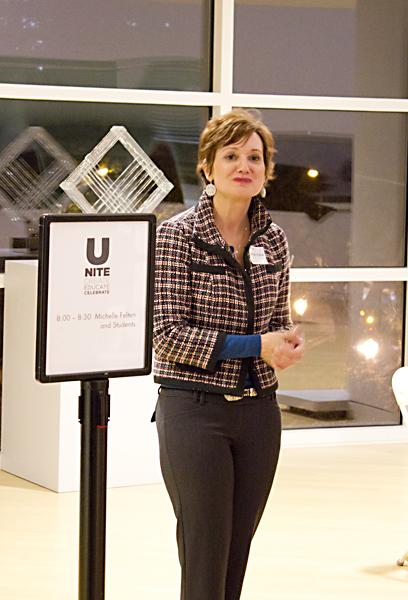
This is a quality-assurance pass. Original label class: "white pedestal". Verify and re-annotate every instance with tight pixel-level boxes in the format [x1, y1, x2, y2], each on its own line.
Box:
[0, 260, 162, 492]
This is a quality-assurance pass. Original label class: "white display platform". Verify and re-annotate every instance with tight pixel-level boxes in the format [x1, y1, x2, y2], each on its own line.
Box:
[0, 260, 162, 492]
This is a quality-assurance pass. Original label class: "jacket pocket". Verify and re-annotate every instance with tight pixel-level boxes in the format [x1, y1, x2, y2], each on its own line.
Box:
[190, 268, 227, 326]
[266, 261, 283, 274]
[191, 262, 226, 275]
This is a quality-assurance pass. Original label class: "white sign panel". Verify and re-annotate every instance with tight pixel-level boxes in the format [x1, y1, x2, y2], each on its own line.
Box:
[36, 215, 155, 382]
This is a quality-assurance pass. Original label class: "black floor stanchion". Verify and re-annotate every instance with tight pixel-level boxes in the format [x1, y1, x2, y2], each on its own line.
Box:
[35, 214, 155, 599]
[78, 379, 110, 600]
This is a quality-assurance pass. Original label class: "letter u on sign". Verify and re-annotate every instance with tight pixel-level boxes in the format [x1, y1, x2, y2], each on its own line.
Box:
[86, 238, 110, 265]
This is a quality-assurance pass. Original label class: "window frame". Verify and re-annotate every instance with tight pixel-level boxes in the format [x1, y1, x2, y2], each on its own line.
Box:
[0, 0, 407, 444]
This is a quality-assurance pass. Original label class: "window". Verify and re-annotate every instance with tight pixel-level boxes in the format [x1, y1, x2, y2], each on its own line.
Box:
[0, 100, 208, 249]
[0, 0, 406, 437]
[279, 281, 403, 429]
[234, 0, 408, 98]
[0, 0, 212, 91]
[256, 109, 407, 267]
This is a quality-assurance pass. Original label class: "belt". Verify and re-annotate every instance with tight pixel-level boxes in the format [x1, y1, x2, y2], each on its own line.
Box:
[159, 386, 264, 403]
[224, 387, 258, 402]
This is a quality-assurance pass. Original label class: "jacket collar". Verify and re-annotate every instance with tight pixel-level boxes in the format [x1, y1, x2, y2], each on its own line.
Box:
[192, 191, 272, 248]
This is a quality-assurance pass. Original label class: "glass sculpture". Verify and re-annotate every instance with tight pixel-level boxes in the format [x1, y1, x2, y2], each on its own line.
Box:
[60, 126, 173, 214]
[0, 126, 76, 222]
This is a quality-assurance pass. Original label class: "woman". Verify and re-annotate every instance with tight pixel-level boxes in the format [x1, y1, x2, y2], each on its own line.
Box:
[153, 109, 303, 600]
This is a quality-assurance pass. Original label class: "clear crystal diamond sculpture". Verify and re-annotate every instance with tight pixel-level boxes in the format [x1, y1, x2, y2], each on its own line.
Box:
[0, 126, 76, 222]
[59, 126, 173, 214]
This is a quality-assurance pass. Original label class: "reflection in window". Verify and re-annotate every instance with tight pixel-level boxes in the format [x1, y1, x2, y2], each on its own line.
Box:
[266, 134, 351, 223]
[256, 109, 407, 267]
[0, 100, 208, 257]
[278, 281, 403, 430]
[234, 0, 408, 98]
[0, 126, 75, 220]
[0, 0, 212, 91]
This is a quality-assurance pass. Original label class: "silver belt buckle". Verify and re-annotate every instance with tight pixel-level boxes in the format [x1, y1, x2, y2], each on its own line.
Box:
[224, 388, 257, 401]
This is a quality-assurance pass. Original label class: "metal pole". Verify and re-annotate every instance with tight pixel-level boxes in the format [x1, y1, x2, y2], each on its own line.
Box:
[78, 379, 110, 600]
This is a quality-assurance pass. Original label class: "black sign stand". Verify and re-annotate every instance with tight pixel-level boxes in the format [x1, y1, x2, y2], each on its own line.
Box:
[78, 379, 110, 600]
[35, 214, 156, 600]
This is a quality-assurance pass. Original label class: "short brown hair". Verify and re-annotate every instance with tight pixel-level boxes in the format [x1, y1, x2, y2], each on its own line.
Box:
[197, 108, 276, 183]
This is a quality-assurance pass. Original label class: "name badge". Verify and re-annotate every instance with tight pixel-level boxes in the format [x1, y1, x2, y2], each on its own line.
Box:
[249, 245, 268, 265]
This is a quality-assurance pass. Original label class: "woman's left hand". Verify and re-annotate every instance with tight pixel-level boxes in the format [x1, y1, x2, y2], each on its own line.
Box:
[260, 326, 304, 370]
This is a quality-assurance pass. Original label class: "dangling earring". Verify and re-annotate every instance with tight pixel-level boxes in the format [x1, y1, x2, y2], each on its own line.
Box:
[205, 181, 216, 197]
[260, 186, 267, 199]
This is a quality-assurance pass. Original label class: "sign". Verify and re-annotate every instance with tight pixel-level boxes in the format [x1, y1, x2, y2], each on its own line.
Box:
[36, 214, 156, 382]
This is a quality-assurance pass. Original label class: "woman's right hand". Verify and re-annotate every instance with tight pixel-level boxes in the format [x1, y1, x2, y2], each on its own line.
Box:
[260, 326, 304, 370]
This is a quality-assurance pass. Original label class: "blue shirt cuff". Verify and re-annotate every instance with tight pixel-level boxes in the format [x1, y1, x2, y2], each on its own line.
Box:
[217, 334, 262, 360]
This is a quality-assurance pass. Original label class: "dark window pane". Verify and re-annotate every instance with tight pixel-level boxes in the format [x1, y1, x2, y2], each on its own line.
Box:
[251, 109, 406, 267]
[0, 1, 212, 91]
[279, 281, 403, 429]
[0, 100, 208, 260]
[234, 0, 408, 98]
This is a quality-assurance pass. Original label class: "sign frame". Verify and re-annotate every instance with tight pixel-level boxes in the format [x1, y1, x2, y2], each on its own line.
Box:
[35, 213, 156, 383]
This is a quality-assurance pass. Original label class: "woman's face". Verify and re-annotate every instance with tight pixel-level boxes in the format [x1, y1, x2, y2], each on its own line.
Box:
[206, 132, 266, 201]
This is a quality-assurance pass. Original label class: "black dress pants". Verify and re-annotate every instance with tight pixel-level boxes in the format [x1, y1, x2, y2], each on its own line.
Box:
[155, 387, 282, 600]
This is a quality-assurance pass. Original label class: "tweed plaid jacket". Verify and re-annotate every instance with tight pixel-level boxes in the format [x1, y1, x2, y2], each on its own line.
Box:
[153, 192, 293, 395]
